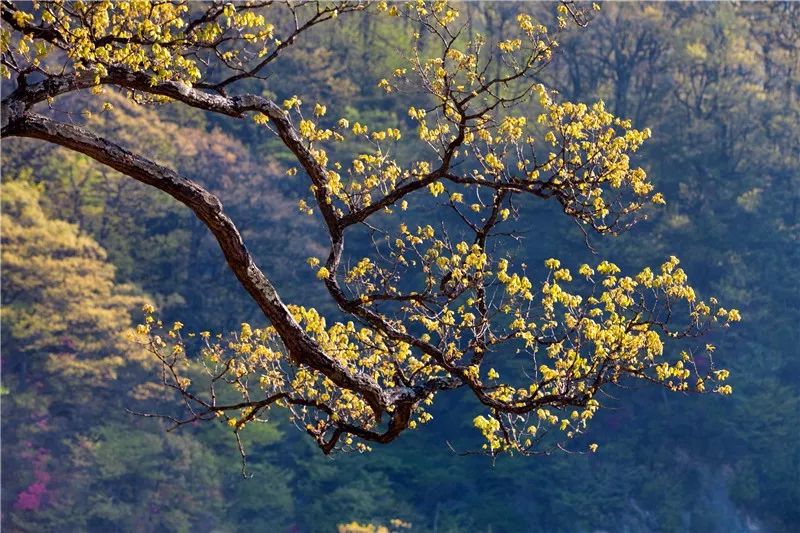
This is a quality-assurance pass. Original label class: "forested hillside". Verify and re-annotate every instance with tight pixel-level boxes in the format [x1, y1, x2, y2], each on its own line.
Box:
[2, 2, 798, 532]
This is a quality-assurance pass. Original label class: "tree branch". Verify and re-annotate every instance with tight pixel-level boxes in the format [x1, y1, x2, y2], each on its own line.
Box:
[1, 111, 390, 417]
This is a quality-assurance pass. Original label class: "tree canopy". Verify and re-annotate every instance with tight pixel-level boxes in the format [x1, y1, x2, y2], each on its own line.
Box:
[1, 0, 741, 460]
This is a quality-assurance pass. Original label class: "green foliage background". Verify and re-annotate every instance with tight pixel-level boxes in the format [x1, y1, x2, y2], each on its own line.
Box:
[2, 3, 798, 531]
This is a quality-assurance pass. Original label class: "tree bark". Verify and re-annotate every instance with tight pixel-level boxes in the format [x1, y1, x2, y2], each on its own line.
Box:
[2, 111, 390, 416]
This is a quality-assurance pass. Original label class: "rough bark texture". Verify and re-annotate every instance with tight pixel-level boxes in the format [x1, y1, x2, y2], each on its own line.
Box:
[2, 110, 390, 417]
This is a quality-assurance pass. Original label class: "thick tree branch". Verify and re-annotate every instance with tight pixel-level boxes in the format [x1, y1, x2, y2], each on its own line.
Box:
[1, 111, 391, 417]
[0, 2, 738, 456]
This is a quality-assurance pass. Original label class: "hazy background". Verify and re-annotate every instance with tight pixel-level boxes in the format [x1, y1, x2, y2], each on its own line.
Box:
[2, 3, 798, 531]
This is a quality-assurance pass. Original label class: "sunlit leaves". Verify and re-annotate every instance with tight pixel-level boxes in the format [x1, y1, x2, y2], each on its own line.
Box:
[1, 179, 149, 381]
[3, 0, 741, 458]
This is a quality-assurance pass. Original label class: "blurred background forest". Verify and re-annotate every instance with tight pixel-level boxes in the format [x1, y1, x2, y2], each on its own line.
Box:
[2, 2, 799, 532]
